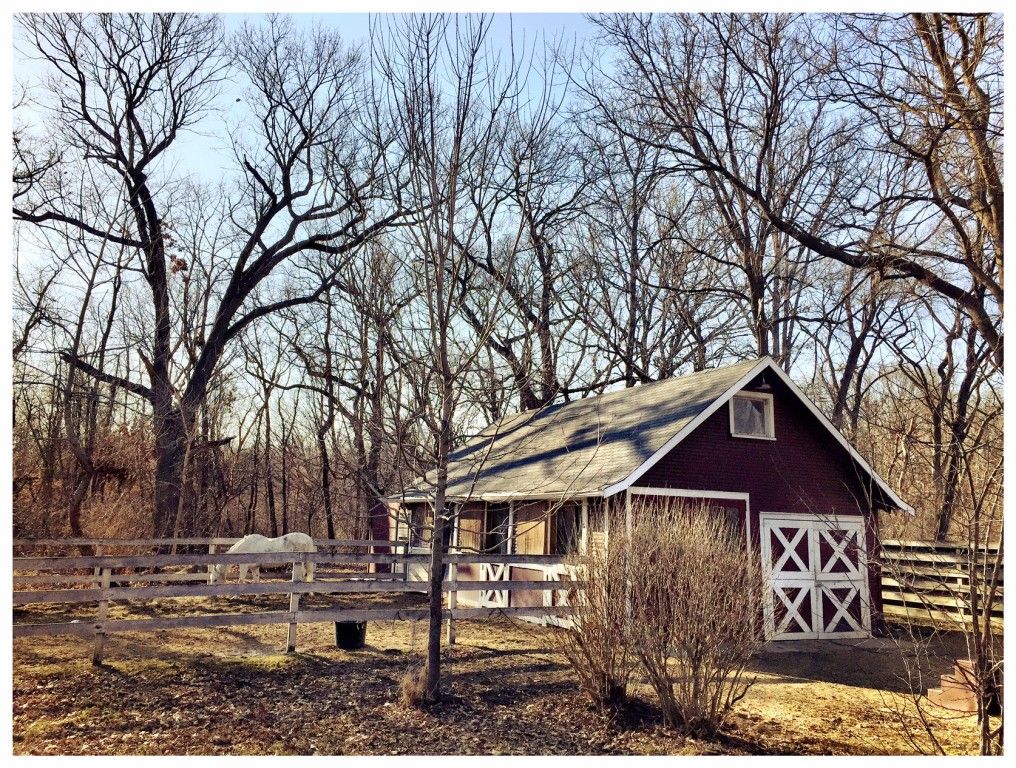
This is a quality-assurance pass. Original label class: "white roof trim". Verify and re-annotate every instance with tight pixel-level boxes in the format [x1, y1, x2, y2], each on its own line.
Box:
[389, 489, 605, 503]
[602, 357, 913, 514]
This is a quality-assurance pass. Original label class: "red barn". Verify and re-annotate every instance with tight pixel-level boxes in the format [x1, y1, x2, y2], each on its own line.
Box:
[390, 357, 912, 640]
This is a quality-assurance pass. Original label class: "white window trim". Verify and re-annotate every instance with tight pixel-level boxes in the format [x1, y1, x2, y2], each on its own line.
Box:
[729, 391, 776, 440]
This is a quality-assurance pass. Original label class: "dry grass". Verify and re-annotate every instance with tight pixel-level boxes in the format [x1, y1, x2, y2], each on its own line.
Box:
[12, 599, 983, 756]
[399, 664, 429, 709]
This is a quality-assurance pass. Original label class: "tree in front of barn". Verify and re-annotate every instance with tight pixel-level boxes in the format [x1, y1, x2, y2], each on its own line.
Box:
[371, 13, 530, 704]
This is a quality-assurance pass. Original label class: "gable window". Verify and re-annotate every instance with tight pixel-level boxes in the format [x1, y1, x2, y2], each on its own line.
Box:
[729, 392, 775, 440]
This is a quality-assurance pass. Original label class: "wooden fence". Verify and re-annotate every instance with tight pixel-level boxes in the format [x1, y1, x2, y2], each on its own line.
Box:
[13, 537, 410, 583]
[880, 539, 1003, 631]
[12, 538, 579, 663]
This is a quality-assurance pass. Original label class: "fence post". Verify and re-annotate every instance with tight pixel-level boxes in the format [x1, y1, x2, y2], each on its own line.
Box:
[286, 558, 300, 653]
[92, 566, 111, 665]
[446, 560, 457, 646]
[92, 545, 103, 583]
[207, 543, 216, 584]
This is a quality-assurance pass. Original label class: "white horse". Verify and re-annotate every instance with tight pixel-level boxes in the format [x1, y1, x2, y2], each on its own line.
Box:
[209, 532, 317, 584]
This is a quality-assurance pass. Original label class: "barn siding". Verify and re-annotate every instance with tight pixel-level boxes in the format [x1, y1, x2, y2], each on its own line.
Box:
[513, 501, 550, 555]
[455, 503, 485, 552]
[632, 371, 885, 629]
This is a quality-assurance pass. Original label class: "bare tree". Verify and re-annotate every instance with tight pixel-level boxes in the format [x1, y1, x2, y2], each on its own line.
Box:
[592, 12, 1002, 367]
[372, 13, 524, 703]
[807, 267, 915, 433]
[453, 40, 594, 411]
[889, 299, 998, 541]
[589, 15, 852, 370]
[575, 113, 736, 379]
[15, 13, 401, 536]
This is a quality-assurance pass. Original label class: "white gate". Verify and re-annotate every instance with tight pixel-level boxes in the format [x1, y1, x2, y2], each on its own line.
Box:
[478, 562, 509, 607]
[541, 563, 580, 629]
[760, 512, 871, 640]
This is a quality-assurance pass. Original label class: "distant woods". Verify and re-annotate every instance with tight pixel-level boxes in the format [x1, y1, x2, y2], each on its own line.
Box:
[12, 13, 1002, 545]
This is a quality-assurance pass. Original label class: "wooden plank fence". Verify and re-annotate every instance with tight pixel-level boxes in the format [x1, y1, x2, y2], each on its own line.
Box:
[13, 537, 401, 548]
[12, 538, 580, 663]
[880, 539, 1003, 631]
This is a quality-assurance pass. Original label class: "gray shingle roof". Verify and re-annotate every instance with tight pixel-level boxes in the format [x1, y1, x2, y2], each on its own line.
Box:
[398, 358, 766, 502]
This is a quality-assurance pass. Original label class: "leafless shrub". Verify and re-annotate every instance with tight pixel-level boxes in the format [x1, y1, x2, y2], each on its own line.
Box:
[557, 536, 636, 711]
[625, 499, 763, 737]
[399, 664, 429, 709]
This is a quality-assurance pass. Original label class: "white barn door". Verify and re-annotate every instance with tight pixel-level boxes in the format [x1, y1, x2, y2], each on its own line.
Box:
[760, 512, 871, 640]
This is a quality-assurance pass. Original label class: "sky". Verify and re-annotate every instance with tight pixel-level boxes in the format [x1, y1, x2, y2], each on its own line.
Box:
[12, 12, 602, 186]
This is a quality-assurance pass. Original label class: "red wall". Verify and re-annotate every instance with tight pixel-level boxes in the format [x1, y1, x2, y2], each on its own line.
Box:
[633, 371, 888, 630]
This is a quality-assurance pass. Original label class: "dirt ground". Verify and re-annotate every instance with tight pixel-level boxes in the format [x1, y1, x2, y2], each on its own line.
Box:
[12, 594, 986, 756]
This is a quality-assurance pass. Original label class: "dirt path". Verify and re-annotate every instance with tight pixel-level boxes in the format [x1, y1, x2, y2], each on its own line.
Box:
[12, 605, 983, 755]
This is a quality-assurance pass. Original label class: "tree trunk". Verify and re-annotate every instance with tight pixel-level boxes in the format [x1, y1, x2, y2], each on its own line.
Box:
[264, 402, 278, 538]
[318, 430, 336, 539]
[425, 347, 456, 703]
[425, 430, 450, 701]
[153, 408, 188, 539]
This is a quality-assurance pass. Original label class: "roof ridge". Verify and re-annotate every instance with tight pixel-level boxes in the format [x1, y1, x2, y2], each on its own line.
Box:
[478, 357, 767, 434]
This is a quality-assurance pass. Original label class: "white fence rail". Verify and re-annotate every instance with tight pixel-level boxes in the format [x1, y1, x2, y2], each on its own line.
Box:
[13, 538, 579, 663]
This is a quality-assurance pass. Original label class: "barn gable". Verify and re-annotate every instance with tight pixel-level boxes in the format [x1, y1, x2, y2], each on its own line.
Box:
[613, 362, 912, 514]
[395, 357, 909, 514]
[634, 371, 889, 513]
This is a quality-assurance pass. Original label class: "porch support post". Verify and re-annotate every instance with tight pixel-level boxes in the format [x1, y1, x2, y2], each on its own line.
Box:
[580, 498, 589, 556]
[506, 502, 515, 609]
[445, 511, 460, 646]
[507, 501, 515, 555]
[625, 488, 633, 538]
[623, 488, 633, 626]
[603, 496, 610, 552]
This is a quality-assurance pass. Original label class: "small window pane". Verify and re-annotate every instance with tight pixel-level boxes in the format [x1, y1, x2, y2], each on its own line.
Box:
[485, 504, 510, 554]
[733, 396, 770, 437]
[554, 504, 581, 555]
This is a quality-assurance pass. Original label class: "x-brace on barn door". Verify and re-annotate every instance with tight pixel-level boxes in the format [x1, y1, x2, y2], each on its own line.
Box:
[760, 512, 871, 640]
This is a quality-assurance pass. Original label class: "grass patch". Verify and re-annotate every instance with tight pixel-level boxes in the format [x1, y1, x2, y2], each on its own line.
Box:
[223, 653, 299, 671]
[20, 708, 101, 739]
[103, 657, 181, 678]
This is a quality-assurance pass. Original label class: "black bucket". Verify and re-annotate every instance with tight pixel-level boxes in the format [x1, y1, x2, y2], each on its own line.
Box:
[334, 621, 367, 650]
